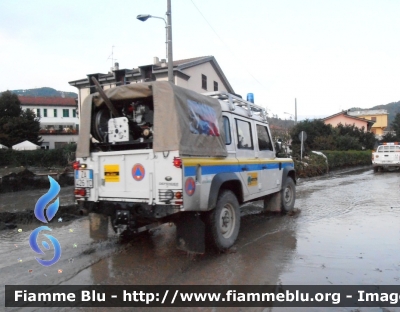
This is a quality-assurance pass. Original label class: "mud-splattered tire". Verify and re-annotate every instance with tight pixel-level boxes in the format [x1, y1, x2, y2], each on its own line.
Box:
[207, 190, 240, 251]
[281, 177, 296, 213]
[373, 166, 379, 173]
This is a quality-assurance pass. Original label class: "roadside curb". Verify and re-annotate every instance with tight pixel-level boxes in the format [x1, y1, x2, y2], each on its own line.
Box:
[296, 165, 372, 184]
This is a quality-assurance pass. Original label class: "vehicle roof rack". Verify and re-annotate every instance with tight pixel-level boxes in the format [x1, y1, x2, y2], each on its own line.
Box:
[203, 91, 268, 121]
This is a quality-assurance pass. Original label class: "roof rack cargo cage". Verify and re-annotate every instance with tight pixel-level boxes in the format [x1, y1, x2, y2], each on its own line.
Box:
[203, 91, 268, 121]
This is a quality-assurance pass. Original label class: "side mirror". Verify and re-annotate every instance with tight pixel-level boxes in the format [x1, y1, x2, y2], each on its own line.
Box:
[275, 141, 282, 154]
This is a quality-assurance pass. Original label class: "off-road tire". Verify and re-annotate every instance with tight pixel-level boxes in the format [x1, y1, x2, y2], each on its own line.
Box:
[281, 177, 296, 213]
[207, 190, 240, 251]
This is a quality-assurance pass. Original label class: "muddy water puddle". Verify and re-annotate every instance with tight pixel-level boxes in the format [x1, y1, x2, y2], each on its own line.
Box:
[2, 168, 400, 312]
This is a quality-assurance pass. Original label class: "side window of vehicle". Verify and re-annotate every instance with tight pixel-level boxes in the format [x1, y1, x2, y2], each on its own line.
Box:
[256, 124, 273, 151]
[235, 119, 253, 149]
[223, 116, 231, 145]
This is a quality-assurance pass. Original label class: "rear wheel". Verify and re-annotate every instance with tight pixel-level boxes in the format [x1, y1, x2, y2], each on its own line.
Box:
[281, 177, 296, 213]
[207, 190, 240, 251]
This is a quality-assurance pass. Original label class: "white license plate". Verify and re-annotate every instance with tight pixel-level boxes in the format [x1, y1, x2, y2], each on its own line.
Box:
[75, 169, 93, 187]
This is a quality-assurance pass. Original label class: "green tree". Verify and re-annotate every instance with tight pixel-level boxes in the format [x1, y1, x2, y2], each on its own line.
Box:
[392, 113, 400, 138]
[335, 123, 375, 150]
[290, 119, 334, 155]
[380, 132, 398, 143]
[290, 119, 376, 155]
[0, 90, 22, 117]
[0, 91, 42, 147]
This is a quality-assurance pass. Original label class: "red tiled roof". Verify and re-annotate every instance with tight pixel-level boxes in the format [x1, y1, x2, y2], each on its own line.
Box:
[18, 96, 76, 106]
[322, 111, 374, 124]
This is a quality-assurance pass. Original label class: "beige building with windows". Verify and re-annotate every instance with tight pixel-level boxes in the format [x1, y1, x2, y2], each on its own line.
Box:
[347, 109, 388, 136]
[68, 56, 234, 119]
[18, 96, 79, 149]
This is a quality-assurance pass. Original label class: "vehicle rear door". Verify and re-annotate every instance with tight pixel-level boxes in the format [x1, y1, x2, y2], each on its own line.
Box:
[98, 150, 155, 201]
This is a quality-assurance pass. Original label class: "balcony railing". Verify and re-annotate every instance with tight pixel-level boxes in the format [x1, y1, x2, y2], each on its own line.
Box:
[39, 129, 79, 135]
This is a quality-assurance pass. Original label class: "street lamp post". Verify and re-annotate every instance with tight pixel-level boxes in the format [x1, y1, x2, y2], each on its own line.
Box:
[137, 0, 174, 84]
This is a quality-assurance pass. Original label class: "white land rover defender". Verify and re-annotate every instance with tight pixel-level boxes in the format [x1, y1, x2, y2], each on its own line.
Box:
[74, 81, 296, 253]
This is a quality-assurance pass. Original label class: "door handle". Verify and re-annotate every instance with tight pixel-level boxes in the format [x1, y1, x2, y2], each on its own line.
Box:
[241, 167, 248, 171]
[261, 165, 267, 169]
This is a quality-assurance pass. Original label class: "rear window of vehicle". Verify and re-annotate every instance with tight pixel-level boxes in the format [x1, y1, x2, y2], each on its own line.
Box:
[377, 145, 400, 152]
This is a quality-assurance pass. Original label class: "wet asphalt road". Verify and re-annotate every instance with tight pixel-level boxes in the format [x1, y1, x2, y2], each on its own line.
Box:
[1, 167, 400, 312]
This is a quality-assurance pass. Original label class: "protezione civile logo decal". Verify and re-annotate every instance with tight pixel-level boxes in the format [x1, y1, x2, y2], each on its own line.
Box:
[29, 176, 62, 266]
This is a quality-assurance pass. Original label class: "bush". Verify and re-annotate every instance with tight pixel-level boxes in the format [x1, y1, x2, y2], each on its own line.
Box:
[294, 153, 328, 178]
[0, 144, 76, 167]
[294, 150, 372, 178]
[323, 150, 371, 170]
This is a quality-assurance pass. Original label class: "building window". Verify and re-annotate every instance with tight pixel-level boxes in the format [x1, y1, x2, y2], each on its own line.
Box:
[43, 109, 47, 117]
[371, 116, 377, 121]
[63, 109, 69, 117]
[36, 109, 41, 117]
[214, 81, 218, 91]
[201, 74, 207, 90]
[54, 109, 57, 117]
[73, 109, 76, 118]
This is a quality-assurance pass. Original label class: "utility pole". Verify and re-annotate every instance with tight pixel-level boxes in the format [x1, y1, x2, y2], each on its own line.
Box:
[167, 0, 174, 84]
[295, 98, 297, 125]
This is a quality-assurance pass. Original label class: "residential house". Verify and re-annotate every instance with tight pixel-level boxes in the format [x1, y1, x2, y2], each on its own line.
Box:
[347, 109, 388, 136]
[68, 56, 234, 119]
[18, 96, 79, 149]
[322, 111, 375, 131]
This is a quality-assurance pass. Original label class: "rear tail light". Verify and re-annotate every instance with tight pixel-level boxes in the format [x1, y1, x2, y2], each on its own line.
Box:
[74, 189, 86, 196]
[175, 192, 182, 199]
[73, 161, 80, 170]
[173, 157, 182, 168]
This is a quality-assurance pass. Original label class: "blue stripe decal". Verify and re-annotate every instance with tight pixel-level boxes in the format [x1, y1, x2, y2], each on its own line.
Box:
[184, 162, 294, 177]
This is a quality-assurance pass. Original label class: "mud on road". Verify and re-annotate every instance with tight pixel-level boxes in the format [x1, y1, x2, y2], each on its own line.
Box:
[1, 167, 400, 312]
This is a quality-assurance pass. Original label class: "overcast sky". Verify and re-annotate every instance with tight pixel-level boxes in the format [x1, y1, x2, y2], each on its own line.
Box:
[1, 0, 399, 119]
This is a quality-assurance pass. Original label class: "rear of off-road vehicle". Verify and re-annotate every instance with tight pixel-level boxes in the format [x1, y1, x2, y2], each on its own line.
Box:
[74, 81, 296, 254]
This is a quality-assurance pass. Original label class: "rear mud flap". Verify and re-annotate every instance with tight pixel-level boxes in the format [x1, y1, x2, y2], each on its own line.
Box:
[176, 213, 205, 254]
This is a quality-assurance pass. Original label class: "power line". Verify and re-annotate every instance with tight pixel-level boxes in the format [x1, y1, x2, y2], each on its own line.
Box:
[190, 0, 264, 87]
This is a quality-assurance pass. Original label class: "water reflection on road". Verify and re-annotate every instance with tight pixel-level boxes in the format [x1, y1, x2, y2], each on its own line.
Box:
[1, 168, 400, 312]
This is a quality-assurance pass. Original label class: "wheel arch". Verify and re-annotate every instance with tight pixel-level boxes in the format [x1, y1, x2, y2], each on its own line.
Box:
[208, 173, 243, 210]
[282, 166, 296, 186]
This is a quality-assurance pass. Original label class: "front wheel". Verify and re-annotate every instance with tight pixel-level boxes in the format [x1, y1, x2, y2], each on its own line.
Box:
[281, 177, 296, 213]
[207, 190, 240, 251]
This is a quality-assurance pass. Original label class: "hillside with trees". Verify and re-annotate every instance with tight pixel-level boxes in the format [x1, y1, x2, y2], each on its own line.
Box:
[5, 87, 77, 98]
